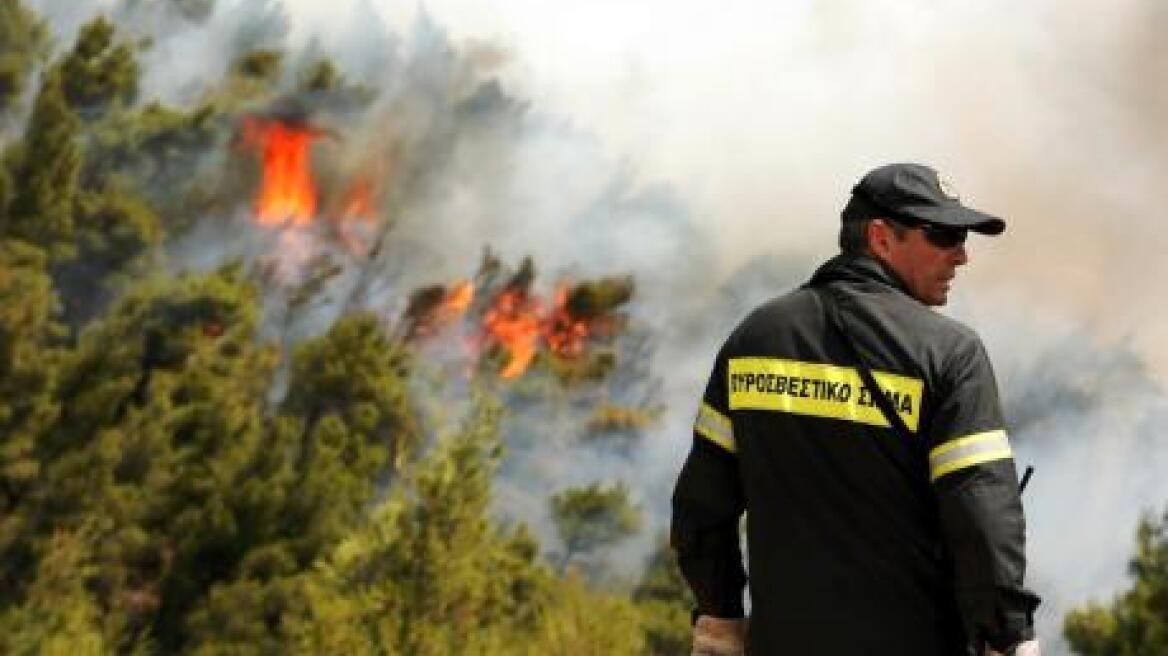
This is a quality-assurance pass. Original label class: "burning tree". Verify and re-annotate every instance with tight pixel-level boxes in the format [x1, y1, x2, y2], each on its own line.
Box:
[400, 279, 474, 339]
[400, 250, 638, 386]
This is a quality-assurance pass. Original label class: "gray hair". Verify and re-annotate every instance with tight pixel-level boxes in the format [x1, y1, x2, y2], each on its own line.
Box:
[838, 218, 872, 255]
[838, 218, 908, 255]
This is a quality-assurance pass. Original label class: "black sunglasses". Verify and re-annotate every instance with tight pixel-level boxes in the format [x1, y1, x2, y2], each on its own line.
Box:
[888, 218, 967, 249]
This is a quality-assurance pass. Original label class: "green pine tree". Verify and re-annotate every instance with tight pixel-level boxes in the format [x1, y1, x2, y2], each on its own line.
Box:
[550, 481, 643, 572]
[55, 16, 139, 117]
[2, 70, 81, 258]
[0, 0, 50, 114]
[283, 396, 534, 654]
[180, 314, 422, 652]
[282, 312, 421, 478]
[1064, 506, 1168, 654]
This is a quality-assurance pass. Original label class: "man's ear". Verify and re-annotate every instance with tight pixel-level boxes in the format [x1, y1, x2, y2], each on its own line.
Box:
[867, 218, 891, 259]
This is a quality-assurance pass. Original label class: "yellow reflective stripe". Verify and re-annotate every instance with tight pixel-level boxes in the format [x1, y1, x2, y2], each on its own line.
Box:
[929, 430, 1012, 481]
[694, 402, 735, 453]
[727, 357, 922, 432]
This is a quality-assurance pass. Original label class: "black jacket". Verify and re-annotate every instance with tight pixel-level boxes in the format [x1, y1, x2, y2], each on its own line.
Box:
[671, 254, 1040, 655]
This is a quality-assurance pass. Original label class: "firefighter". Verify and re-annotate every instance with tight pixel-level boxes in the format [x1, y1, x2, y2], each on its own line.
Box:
[672, 163, 1041, 655]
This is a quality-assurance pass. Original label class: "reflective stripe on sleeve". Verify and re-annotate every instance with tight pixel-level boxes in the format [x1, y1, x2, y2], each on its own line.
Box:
[694, 402, 735, 453]
[929, 429, 1012, 481]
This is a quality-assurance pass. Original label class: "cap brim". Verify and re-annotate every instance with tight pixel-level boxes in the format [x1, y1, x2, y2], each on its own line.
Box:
[904, 203, 1006, 235]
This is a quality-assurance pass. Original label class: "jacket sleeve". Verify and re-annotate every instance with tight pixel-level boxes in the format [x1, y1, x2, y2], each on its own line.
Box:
[928, 337, 1041, 651]
[671, 348, 747, 619]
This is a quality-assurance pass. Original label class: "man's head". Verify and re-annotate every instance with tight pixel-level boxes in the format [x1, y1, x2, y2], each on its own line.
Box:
[839, 163, 1005, 306]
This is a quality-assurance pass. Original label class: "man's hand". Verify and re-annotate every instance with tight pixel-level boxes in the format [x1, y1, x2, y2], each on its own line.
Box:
[692, 615, 746, 656]
[986, 639, 1040, 656]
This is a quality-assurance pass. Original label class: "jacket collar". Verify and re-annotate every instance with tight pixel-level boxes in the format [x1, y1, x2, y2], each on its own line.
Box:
[806, 253, 913, 298]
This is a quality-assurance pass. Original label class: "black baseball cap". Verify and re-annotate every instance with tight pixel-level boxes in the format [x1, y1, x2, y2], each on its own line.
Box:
[840, 163, 1005, 235]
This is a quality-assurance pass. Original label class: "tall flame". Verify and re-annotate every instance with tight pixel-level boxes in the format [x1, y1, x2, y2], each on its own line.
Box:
[244, 118, 319, 227]
[483, 289, 544, 378]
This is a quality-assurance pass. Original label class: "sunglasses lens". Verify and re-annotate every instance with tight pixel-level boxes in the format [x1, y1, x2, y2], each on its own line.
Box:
[923, 225, 967, 248]
[887, 217, 967, 248]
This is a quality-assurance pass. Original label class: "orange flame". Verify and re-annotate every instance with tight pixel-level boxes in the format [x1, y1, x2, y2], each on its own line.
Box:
[545, 284, 590, 358]
[244, 118, 319, 227]
[483, 289, 544, 378]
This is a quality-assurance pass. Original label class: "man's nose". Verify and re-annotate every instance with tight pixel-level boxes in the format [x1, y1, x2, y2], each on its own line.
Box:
[952, 244, 968, 265]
